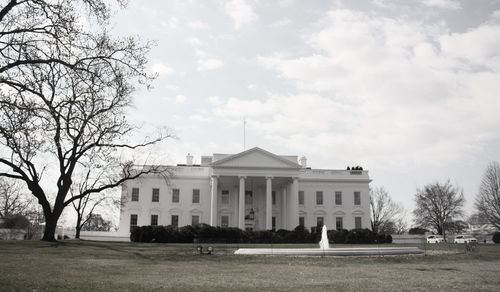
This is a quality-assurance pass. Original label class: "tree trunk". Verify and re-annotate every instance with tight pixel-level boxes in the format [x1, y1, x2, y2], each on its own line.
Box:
[74, 212, 83, 239]
[41, 212, 60, 241]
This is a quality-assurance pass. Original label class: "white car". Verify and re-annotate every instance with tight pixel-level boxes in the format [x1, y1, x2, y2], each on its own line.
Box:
[426, 235, 445, 243]
[454, 235, 477, 244]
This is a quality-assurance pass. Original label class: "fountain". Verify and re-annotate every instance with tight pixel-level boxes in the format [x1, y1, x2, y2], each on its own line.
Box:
[234, 225, 423, 256]
[318, 225, 329, 250]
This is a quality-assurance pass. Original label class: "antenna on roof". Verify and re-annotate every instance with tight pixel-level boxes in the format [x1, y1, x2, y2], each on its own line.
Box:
[243, 117, 246, 150]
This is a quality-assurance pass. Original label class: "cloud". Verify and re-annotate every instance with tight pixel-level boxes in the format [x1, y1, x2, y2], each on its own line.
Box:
[224, 0, 258, 29]
[174, 95, 188, 104]
[422, 0, 461, 10]
[150, 63, 174, 77]
[188, 20, 209, 30]
[253, 8, 500, 168]
[271, 18, 291, 27]
[197, 58, 224, 71]
[208, 96, 222, 105]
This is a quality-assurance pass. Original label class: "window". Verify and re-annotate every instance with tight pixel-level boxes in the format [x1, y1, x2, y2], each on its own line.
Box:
[221, 215, 229, 228]
[354, 192, 361, 205]
[245, 191, 253, 205]
[355, 217, 362, 229]
[151, 214, 158, 226]
[336, 217, 343, 230]
[335, 191, 342, 205]
[221, 190, 229, 205]
[192, 189, 200, 204]
[172, 189, 180, 203]
[272, 216, 276, 231]
[316, 191, 323, 205]
[131, 188, 139, 202]
[272, 191, 276, 205]
[192, 215, 200, 226]
[298, 191, 304, 205]
[130, 214, 138, 230]
[316, 216, 324, 227]
[171, 215, 179, 227]
[152, 188, 159, 202]
[299, 216, 305, 227]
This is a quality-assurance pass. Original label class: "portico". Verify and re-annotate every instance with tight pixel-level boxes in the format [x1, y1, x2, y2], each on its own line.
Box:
[209, 174, 300, 231]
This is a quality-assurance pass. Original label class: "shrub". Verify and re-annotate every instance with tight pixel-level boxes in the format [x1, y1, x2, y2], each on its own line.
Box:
[408, 227, 429, 235]
[2, 214, 30, 229]
[129, 224, 394, 244]
[493, 232, 500, 244]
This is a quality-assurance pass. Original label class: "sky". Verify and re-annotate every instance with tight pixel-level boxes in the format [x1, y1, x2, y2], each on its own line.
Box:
[104, 0, 500, 221]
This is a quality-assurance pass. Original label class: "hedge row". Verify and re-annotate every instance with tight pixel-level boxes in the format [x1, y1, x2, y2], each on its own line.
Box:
[493, 232, 500, 244]
[130, 224, 392, 244]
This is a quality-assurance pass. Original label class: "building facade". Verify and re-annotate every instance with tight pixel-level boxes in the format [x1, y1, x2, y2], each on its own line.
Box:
[118, 147, 371, 234]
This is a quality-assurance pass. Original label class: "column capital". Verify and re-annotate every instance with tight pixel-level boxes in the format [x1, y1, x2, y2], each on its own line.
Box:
[238, 175, 246, 179]
[265, 176, 274, 180]
[292, 176, 299, 181]
[211, 174, 219, 178]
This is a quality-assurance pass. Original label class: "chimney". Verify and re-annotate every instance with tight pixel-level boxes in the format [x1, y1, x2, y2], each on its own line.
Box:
[186, 153, 193, 166]
[299, 156, 307, 168]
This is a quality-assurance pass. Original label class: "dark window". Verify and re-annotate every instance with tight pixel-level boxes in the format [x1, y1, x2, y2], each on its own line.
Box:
[172, 189, 180, 203]
[272, 216, 276, 231]
[152, 188, 159, 202]
[131, 188, 139, 202]
[130, 214, 138, 231]
[299, 216, 305, 227]
[354, 192, 361, 205]
[221, 190, 229, 205]
[298, 191, 304, 205]
[316, 191, 323, 205]
[355, 217, 362, 229]
[192, 189, 200, 204]
[221, 215, 229, 227]
[151, 214, 158, 226]
[272, 191, 276, 205]
[171, 215, 179, 227]
[336, 217, 343, 230]
[192, 215, 200, 226]
[245, 191, 253, 205]
[335, 191, 342, 205]
[317, 216, 324, 227]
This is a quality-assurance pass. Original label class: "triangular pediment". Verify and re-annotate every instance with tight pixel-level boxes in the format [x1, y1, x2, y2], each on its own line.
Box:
[212, 147, 301, 169]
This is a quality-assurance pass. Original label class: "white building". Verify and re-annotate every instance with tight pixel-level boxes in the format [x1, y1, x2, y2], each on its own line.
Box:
[118, 147, 371, 234]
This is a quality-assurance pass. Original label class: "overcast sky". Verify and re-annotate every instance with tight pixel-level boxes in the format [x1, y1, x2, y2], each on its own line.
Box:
[108, 0, 500, 219]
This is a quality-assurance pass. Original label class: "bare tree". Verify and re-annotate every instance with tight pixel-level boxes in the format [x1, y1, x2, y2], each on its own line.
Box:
[475, 161, 500, 229]
[0, 177, 33, 217]
[370, 186, 404, 234]
[413, 180, 465, 239]
[0, 1, 172, 241]
[70, 164, 120, 239]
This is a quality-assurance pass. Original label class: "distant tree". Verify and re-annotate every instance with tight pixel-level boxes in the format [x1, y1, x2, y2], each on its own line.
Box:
[444, 220, 468, 235]
[70, 164, 121, 239]
[0, 178, 33, 217]
[413, 180, 465, 239]
[370, 187, 404, 234]
[0, 1, 172, 241]
[81, 213, 113, 232]
[475, 161, 500, 230]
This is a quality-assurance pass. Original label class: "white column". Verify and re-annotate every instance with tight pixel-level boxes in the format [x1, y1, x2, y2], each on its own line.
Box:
[238, 176, 246, 230]
[210, 175, 218, 226]
[266, 176, 273, 230]
[289, 177, 299, 230]
[281, 186, 287, 230]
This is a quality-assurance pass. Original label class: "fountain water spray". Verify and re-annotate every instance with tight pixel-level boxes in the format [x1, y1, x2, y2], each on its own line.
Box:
[319, 225, 329, 249]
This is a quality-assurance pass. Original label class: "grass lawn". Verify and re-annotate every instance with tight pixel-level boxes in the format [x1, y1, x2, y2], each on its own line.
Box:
[0, 240, 499, 291]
